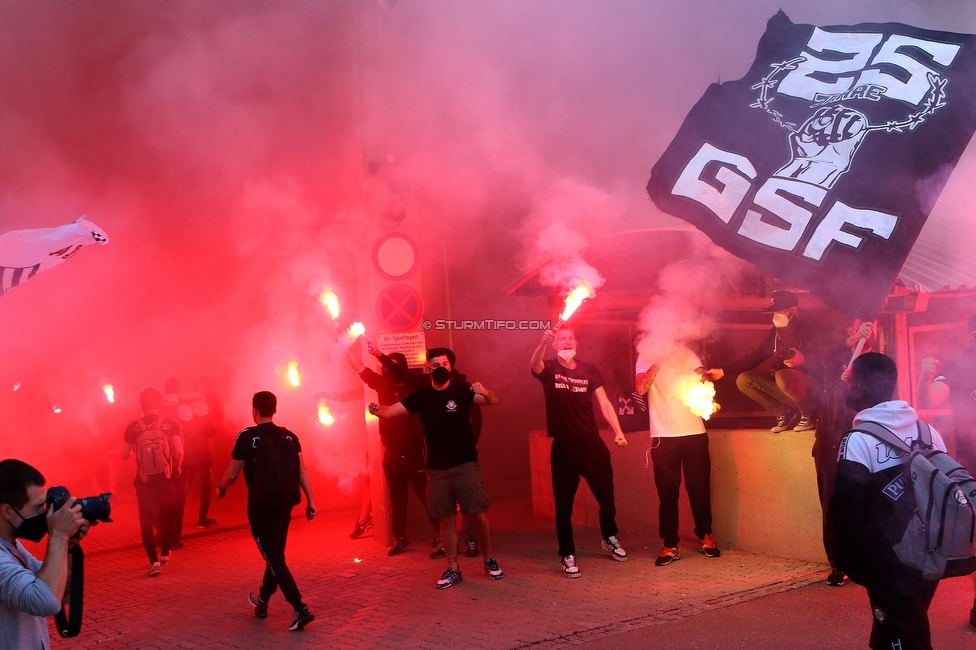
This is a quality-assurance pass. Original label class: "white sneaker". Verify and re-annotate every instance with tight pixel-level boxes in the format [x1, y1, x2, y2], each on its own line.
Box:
[601, 536, 629, 561]
[148, 562, 162, 577]
[160, 555, 170, 566]
[561, 554, 581, 578]
[793, 416, 816, 432]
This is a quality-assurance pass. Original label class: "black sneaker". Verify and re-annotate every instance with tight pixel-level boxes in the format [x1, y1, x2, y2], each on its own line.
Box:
[350, 517, 372, 539]
[388, 537, 409, 557]
[698, 534, 721, 558]
[655, 547, 680, 566]
[430, 542, 446, 560]
[196, 518, 217, 529]
[484, 558, 504, 580]
[248, 592, 268, 619]
[288, 605, 315, 631]
[826, 568, 847, 586]
[465, 540, 480, 557]
[436, 567, 462, 589]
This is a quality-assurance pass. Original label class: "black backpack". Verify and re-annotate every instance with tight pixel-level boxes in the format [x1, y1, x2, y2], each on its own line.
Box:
[250, 426, 302, 509]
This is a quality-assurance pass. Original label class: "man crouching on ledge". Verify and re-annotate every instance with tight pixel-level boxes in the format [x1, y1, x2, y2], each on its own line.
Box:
[369, 348, 501, 590]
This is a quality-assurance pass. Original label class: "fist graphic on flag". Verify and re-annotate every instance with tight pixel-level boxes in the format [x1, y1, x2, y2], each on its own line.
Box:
[775, 105, 869, 189]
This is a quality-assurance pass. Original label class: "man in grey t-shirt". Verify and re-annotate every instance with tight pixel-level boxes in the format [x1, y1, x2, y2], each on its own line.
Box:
[0, 459, 88, 650]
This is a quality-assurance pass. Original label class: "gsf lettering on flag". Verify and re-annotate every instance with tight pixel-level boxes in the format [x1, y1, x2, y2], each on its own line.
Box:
[648, 12, 976, 318]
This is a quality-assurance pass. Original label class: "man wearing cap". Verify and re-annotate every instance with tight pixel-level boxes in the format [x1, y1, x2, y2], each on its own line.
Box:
[705, 291, 821, 433]
[917, 313, 976, 628]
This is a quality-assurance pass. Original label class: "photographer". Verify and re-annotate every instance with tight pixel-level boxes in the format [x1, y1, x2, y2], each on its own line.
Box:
[0, 459, 89, 650]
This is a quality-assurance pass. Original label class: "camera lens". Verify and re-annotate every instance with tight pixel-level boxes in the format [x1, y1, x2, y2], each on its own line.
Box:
[78, 493, 113, 523]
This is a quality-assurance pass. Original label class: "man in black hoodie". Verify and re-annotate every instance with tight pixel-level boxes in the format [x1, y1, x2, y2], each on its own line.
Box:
[832, 352, 947, 650]
[345, 346, 437, 556]
[705, 291, 821, 433]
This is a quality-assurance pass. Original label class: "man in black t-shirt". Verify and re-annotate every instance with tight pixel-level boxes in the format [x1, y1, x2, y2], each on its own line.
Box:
[530, 324, 629, 579]
[917, 313, 976, 629]
[121, 388, 184, 576]
[216, 391, 316, 632]
[369, 349, 501, 590]
[369, 342, 485, 558]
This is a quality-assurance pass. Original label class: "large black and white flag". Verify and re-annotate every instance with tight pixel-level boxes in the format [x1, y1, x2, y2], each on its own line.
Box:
[0, 217, 109, 297]
[648, 11, 976, 318]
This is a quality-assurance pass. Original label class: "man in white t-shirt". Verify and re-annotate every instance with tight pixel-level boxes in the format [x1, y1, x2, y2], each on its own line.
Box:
[636, 345, 720, 567]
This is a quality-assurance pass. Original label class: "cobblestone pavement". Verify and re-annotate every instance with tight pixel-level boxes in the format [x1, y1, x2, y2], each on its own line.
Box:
[48, 501, 829, 650]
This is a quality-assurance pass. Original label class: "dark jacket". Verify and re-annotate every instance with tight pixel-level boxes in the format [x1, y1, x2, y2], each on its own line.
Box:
[725, 313, 825, 381]
[358, 367, 425, 461]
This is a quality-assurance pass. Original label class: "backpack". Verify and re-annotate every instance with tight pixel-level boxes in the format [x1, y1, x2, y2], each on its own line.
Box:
[250, 426, 302, 509]
[853, 420, 976, 580]
[134, 416, 173, 482]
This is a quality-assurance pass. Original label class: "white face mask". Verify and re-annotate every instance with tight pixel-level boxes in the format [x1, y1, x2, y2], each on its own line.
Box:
[772, 313, 790, 328]
[556, 349, 577, 362]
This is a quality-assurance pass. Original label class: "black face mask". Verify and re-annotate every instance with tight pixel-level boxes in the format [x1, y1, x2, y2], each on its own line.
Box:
[431, 366, 450, 385]
[13, 510, 48, 543]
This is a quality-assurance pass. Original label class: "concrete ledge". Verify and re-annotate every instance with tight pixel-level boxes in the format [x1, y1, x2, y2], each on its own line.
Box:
[529, 429, 826, 563]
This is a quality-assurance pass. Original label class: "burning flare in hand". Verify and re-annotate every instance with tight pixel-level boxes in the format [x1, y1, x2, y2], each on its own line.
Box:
[678, 376, 720, 421]
[560, 284, 592, 322]
[286, 361, 301, 387]
[318, 401, 335, 426]
[321, 289, 340, 320]
[341, 322, 366, 348]
[103, 384, 115, 404]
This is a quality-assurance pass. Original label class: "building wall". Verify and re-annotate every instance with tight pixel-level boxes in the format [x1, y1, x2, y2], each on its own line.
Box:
[530, 428, 827, 564]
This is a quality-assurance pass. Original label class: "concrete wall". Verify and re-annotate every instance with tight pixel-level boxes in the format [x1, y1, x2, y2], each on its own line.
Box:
[529, 428, 827, 563]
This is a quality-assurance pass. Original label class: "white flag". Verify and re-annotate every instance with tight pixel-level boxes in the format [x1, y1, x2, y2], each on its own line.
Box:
[0, 217, 109, 296]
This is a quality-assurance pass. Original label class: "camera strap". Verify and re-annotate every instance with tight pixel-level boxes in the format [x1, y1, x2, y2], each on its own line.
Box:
[54, 545, 84, 638]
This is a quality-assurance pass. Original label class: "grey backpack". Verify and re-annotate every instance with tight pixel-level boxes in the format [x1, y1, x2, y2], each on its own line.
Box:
[853, 420, 976, 580]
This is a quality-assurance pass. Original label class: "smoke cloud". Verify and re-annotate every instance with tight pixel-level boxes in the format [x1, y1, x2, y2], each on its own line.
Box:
[2, 0, 976, 512]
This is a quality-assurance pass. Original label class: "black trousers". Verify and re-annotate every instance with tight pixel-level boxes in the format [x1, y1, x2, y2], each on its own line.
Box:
[135, 477, 177, 563]
[865, 570, 939, 650]
[170, 472, 188, 542]
[650, 434, 713, 547]
[249, 506, 304, 612]
[812, 438, 840, 568]
[550, 436, 618, 557]
[384, 452, 436, 539]
[182, 463, 213, 523]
